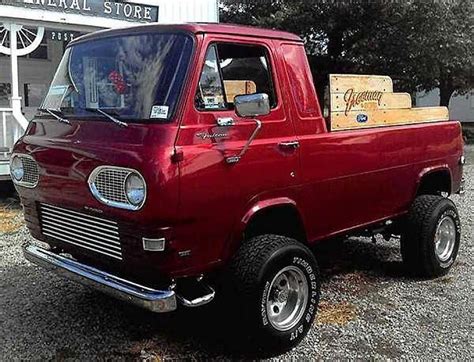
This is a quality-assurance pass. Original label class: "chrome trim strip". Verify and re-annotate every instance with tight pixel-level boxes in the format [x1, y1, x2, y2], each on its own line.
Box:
[23, 244, 177, 313]
[87, 165, 147, 211]
[41, 223, 121, 251]
[41, 215, 120, 240]
[43, 231, 122, 260]
[42, 204, 118, 226]
[41, 207, 119, 230]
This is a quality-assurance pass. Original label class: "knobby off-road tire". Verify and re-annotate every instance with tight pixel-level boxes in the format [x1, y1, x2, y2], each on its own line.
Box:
[227, 235, 320, 351]
[401, 195, 461, 277]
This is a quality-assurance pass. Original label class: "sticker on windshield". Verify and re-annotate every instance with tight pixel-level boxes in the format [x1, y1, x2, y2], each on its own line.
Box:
[42, 85, 69, 110]
[150, 105, 169, 119]
[48, 85, 68, 96]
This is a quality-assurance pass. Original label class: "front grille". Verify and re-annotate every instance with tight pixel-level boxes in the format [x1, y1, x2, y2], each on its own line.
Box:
[15, 155, 39, 187]
[39, 203, 122, 260]
[94, 168, 130, 204]
[22, 157, 39, 185]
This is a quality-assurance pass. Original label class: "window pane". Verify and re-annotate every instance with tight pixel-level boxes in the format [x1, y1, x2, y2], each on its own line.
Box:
[217, 44, 277, 107]
[24, 83, 48, 107]
[28, 45, 48, 59]
[0, 83, 11, 107]
[196, 46, 226, 110]
[41, 33, 194, 121]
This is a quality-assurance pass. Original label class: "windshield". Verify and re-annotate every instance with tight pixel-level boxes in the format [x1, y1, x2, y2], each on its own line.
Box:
[41, 32, 194, 121]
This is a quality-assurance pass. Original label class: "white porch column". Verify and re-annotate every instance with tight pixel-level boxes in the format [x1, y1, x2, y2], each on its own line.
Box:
[9, 23, 29, 130]
[1, 22, 45, 130]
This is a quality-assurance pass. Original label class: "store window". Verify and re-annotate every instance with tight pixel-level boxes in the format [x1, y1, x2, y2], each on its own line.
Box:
[24, 83, 47, 107]
[0, 83, 11, 106]
[27, 32, 48, 59]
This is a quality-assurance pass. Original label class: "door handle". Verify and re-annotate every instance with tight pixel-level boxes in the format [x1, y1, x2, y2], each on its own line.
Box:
[279, 141, 300, 149]
[216, 117, 235, 127]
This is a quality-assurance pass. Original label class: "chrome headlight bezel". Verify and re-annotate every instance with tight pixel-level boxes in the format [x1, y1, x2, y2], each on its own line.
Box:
[125, 173, 146, 207]
[88, 166, 147, 211]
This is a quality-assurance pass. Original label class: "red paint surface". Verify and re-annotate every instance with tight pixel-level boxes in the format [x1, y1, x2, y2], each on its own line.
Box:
[13, 24, 464, 282]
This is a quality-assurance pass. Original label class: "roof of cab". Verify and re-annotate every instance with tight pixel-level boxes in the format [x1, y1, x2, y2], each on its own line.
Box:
[70, 23, 303, 46]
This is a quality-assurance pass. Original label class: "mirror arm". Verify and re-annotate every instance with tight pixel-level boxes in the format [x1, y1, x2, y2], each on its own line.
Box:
[226, 119, 262, 164]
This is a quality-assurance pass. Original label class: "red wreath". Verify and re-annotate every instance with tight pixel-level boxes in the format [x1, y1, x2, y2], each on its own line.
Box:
[108, 70, 127, 94]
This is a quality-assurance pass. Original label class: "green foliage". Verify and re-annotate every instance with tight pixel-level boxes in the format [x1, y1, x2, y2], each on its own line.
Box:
[220, 0, 473, 106]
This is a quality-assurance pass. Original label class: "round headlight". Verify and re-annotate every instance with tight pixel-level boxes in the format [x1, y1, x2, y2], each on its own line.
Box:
[10, 156, 24, 181]
[125, 173, 146, 206]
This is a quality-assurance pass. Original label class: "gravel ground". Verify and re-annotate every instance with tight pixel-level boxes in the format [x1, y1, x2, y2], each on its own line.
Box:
[1, 146, 473, 360]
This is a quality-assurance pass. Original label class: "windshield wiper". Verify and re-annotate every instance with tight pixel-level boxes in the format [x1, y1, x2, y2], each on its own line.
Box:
[85, 108, 128, 128]
[39, 108, 70, 124]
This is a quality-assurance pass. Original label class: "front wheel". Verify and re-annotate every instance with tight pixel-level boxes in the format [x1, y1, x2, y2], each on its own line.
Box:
[401, 195, 461, 277]
[227, 235, 320, 351]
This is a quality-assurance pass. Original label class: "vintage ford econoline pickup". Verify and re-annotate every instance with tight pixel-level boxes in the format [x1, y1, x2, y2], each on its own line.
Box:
[11, 23, 464, 350]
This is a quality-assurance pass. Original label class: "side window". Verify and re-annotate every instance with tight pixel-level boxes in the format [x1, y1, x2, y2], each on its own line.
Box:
[195, 43, 277, 111]
[195, 45, 226, 110]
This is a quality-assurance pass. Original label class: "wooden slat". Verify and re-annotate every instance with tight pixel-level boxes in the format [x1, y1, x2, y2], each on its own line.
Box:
[330, 92, 412, 113]
[329, 74, 393, 93]
[331, 107, 449, 130]
[379, 93, 412, 109]
[224, 80, 257, 102]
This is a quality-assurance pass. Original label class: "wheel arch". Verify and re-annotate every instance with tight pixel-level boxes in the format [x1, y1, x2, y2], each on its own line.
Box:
[415, 166, 453, 196]
[239, 197, 307, 244]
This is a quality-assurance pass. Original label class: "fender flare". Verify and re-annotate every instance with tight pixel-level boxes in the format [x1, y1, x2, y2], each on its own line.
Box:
[220, 197, 306, 264]
[238, 196, 306, 237]
[240, 197, 299, 225]
[415, 165, 452, 196]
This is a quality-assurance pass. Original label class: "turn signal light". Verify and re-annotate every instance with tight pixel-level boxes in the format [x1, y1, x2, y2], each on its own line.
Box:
[143, 238, 166, 252]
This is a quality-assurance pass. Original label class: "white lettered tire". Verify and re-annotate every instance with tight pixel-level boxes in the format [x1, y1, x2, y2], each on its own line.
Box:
[401, 195, 461, 277]
[228, 235, 320, 351]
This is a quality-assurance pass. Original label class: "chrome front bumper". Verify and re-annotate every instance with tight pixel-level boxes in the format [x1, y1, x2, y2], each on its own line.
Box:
[23, 244, 177, 313]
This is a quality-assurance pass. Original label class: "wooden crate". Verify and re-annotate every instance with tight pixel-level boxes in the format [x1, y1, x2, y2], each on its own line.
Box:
[329, 74, 449, 131]
[224, 80, 257, 103]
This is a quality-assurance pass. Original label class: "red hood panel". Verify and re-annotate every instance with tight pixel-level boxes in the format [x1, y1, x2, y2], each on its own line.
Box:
[14, 118, 179, 223]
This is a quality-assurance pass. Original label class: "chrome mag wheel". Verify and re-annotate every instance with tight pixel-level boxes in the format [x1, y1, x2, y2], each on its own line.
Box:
[266, 265, 308, 331]
[435, 215, 456, 262]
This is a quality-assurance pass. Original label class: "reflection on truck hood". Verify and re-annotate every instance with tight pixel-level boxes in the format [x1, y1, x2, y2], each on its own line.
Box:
[16, 118, 177, 213]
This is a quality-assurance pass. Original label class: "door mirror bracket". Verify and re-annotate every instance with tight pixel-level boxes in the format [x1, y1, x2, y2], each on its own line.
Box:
[224, 93, 268, 164]
[225, 119, 262, 164]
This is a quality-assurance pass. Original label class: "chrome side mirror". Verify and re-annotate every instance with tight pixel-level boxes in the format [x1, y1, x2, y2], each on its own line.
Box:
[234, 93, 270, 118]
[223, 93, 269, 164]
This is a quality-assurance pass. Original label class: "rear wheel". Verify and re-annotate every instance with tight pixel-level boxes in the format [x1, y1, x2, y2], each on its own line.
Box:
[227, 235, 320, 351]
[401, 195, 461, 277]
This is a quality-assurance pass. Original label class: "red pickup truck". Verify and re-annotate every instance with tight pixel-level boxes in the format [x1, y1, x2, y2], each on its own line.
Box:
[11, 23, 465, 350]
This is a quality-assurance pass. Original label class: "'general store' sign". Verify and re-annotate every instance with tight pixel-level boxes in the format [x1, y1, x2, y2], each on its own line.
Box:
[0, 0, 159, 22]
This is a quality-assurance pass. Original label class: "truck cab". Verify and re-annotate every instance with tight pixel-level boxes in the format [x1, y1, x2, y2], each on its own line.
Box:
[12, 23, 464, 351]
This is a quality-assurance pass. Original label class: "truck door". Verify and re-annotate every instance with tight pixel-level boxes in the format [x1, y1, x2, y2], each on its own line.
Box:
[175, 38, 300, 266]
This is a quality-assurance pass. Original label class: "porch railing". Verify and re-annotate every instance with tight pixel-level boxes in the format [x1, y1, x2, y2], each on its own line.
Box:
[0, 107, 15, 161]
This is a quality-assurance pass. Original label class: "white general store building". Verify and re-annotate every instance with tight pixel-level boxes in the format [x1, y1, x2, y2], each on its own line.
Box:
[0, 0, 219, 179]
